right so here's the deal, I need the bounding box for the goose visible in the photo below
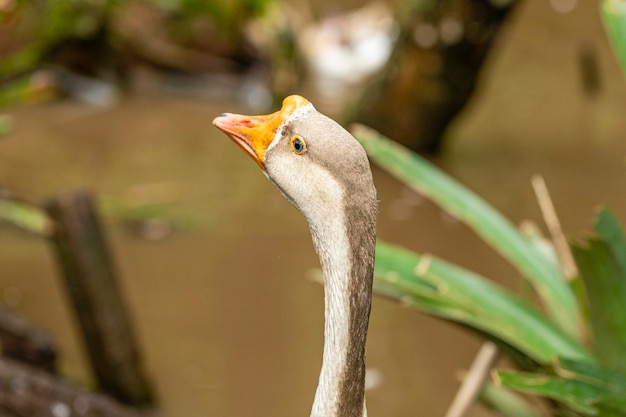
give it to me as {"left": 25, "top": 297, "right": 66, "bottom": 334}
{"left": 213, "top": 95, "right": 377, "bottom": 417}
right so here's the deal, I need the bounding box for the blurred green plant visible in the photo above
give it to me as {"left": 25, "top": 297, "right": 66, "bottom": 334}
{"left": 162, "top": 0, "right": 273, "bottom": 37}
{"left": 0, "top": 0, "right": 117, "bottom": 77}
{"left": 601, "top": 0, "right": 626, "bottom": 75}
{"left": 0, "top": 114, "right": 12, "bottom": 137}
{"left": 0, "top": 0, "right": 273, "bottom": 104}
{"left": 0, "top": 197, "right": 52, "bottom": 236}
{"left": 0, "top": 0, "right": 272, "bottom": 71}
{"left": 353, "top": 125, "right": 626, "bottom": 416}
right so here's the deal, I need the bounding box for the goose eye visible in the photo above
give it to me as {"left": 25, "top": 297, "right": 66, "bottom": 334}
{"left": 290, "top": 135, "right": 306, "bottom": 155}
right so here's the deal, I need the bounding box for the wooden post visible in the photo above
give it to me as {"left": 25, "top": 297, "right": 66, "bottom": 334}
{"left": 44, "top": 191, "right": 155, "bottom": 406}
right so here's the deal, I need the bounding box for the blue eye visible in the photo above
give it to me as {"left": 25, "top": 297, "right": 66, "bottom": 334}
{"left": 290, "top": 135, "right": 306, "bottom": 154}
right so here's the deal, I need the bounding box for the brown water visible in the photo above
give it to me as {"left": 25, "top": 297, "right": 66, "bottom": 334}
{"left": 2, "top": 1, "right": 626, "bottom": 416}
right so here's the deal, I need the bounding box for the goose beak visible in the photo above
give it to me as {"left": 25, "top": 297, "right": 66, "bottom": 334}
{"left": 212, "top": 111, "right": 277, "bottom": 169}
{"left": 212, "top": 95, "right": 311, "bottom": 170}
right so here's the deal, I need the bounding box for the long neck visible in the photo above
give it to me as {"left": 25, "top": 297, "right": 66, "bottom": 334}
{"left": 308, "top": 200, "right": 376, "bottom": 417}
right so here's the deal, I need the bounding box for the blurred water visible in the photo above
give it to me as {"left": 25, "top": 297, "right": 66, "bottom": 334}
{"left": 1, "top": 0, "right": 626, "bottom": 416}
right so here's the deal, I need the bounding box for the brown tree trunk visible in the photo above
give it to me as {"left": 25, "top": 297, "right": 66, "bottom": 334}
{"left": 45, "top": 191, "right": 155, "bottom": 407}
{"left": 348, "top": 0, "right": 518, "bottom": 153}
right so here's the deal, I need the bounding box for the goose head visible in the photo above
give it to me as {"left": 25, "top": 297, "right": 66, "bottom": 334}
{"left": 212, "top": 95, "right": 376, "bottom": 229}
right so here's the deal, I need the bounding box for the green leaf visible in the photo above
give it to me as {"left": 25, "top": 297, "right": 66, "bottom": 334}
{"left": 496, "top": 364, "right": 626, "bottom": 416}
{"left": 495, "top": 370, "right": 601, "bottom": 415}
{"left": 0, "top": 199, "right": 52, "bottom": 236}
{"left": 479, "top": 382, "right": 545, "bottom": 417}
{"left": 555, "top": 358, "right": 626, "bottom": 394}
{"left": 594, "top": 208, "right": 626, "bottom": 273}
{"left": 601, "top": 0, "right": 626, "bottom": 75}
{"left": 374, "top": 241, "right": 591, "bottom": 364}
{"left": 354, "top": 125, "right": 581, "bottom": 339}
{"left": 571, "top": 209, "right": 626, "bottom": 373}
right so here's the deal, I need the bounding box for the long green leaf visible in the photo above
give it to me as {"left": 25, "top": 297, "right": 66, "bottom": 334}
{"left": 495, "top": 370, "right": 600, "bottom": 415}
{"left": 0, "top": 199, "right": 52, "bottom": 236}
{"left": 374, "top": 241, "right": 591, "bottom": 364}
{"left": 595, "top": 207, "right": 626, "bottom": 273}
{"left": 479, "top": 382, "right": 545, "bottom": 417}
{"left": 556, "top": 358, "right": 626, "bottom": 394}
{"left": 601, "top": 0, "right": 626, "bottom": 75}
{"left": 354, "top": 125, "right": 581, "bottom": 339}
{"left": 571, "top": 209, "right": 626, "bottom": 373}
{"left": 496, "top": 367, "right": 626, "bottom": 416}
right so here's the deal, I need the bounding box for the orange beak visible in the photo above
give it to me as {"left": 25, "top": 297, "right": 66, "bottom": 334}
{"left": 212, "top": 95, "right": 311, "bottom": 169}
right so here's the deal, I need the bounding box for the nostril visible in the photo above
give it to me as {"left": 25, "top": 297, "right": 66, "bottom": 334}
{"left": 217, "top": 113, "right": 229, "bottom": 118}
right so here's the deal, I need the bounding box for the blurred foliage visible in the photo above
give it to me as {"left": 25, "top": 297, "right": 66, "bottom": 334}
{"left": 0, "top": 0, "right": 274, "bottom": 102}
{"left": 479, "top": 382, "right": 543, "bottom": 417}
{"left": 0, "top": 0, "right": 273, "bottom": 54}
{"left": 571, "top": 209, "right": 626, "bottom": 375}
{"left": 354, "top": 125, "right": 626, "bottom": 416}
{"left": 0, "top": 114, "right": 12, "bottom": 137}
{"left": 0, "top": 196, "right": 52, "bottom": 236}
{"left": 0, "top": 0, "right": 119, "bottom": 77}
{"left": 601, "top": 0, "right": 626, "bottom": 76}
{"left": 496, "top": 359, "right": 626, "bottom": 416}
{"left": 160, "top": 0, "right": 272, "bottom": 34}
